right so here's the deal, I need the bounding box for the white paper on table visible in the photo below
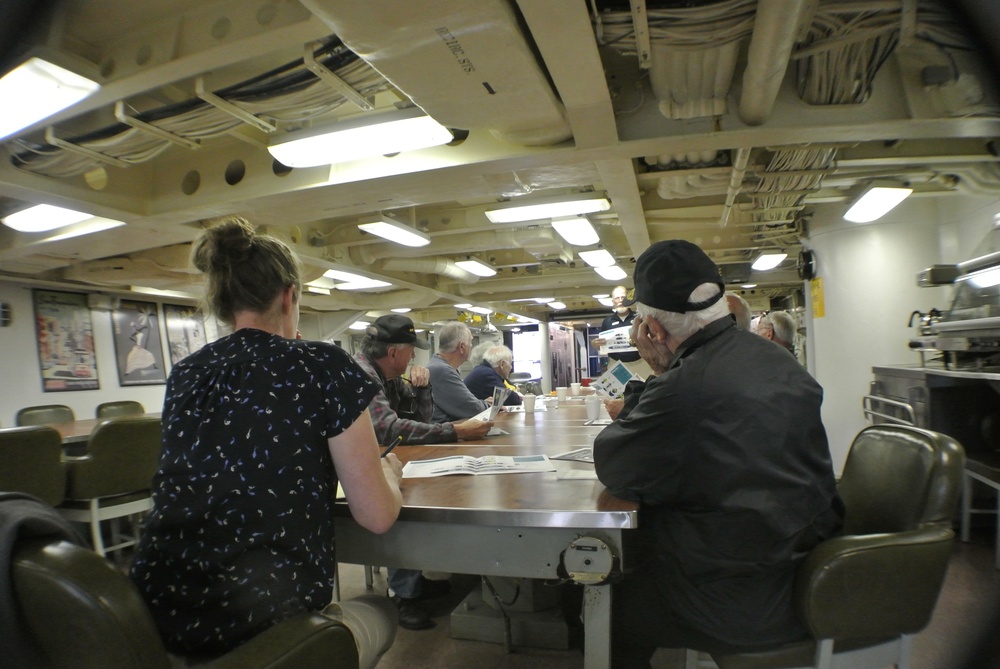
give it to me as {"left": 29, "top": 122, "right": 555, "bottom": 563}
{"left": 506, "top": 404, "right": 546, "bottom": 412}
{"left": 556, "top": 469, "right": 600, "bottom": 480}
{"left": 584, "top": 418, "right": 613, "bottom": 426}
{"left": 402, "top": 454, "right": 555, "bottom": 478}
{"left": 550, "top": 447, "right": 595, "bottom": 463}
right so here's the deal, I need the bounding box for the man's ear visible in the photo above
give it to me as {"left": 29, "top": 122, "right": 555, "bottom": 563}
{"left": 645, "top": 316, "right": 667, "bottom": 342}
{"left": 281, "top": 285, "right": 295, "bottom": 314}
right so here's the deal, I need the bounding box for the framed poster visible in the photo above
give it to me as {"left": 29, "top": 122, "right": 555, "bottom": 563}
{"left": 111, "top": 299, "right": 167, "bottom": 385}
{"left": 32, "top": 290, "right": 100, "bottom": 391}
{"left": 162, "top": 303, "right": 208, "bottom": 365}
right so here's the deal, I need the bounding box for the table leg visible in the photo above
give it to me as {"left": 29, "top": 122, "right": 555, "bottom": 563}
{"left": 582, "top": 583, "right": 612, "bottom": 669}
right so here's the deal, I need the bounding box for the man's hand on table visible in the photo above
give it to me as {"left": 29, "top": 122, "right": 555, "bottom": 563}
{"left": 454, "top": 419, "right": 494, "bottom": 440}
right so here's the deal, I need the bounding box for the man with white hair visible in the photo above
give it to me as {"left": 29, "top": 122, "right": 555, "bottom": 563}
{"left": 464, "top": 345, "right": 523, "bottom": 407}
{"left": 428, "top": 321, "right": 491, "bottom": 422}
{"left": 756, "top": 309, "right": 796, "bottom": 353}
{"left": 593, "top": 240, "right": 842, "bottom": 668}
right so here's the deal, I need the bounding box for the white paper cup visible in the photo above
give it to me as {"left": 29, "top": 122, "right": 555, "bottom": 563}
{"left": 556, "top": 386, "right": 569, "bottom": 401}
{"left": 585, "top": 396, "right": 602, "bottom": 421}
{"left": 570, "top": 382, "right": 581, "bottom": 395}
{"left": 523, "top": 394, "right": 536, "bottom": 411}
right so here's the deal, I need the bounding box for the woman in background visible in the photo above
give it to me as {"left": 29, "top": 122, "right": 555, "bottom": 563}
{"left": 131, "top": 217, "right": 402, "bottom": 668}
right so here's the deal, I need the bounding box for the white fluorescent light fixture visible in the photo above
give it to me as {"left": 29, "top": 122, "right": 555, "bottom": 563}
{"left": 578, "top": 249, "right": 616, "bottom": 268}
{"left": 751, "top": 253, "right": 787, "bottom": 271}
{"left": 357, "top": 216, "right": 430, "bottom": 248}
{"left": 595, "top": 265, "right": 628, "bottom": 281}
{"left": 45, "top": 218, "right": 126, "bottom": 242}
{"left": 549, "top": 301, "right": 567, "bottom": 310}
{"left": 485, "top": 193, "right": 611, "bottom": 224}
{"left": 391, "top": 307, "right": 412, "bottom": 313}
{"left": 349, "top": 321, "right": 370, "bottom": 330}
{"left": 843, "top": 184, "right": 912, "bottom": 223}
{"left": 2, "top": 204, "right": 94, "bottom": 232}
{"left": 741, "top": 284, "right": 757, "bottom": 289}
{"left": 455, "top": 258, "right": 497, "bottom": 277}
{"left": 533, "top": 297, "right": 554, "bottom": 304}
{"left": 131, "top": 286, "right": 197, "bottom": 299}
{"left": 551, "top": 216, "right": 600, "bottom": 246}
{"left": 467, "top": 306, "right": 493, "bottom": 314}
{"left": 304, "top": 285, "right": 331, "bottom": 295}
{"left": 268, "top": 106, "right": 453, "bottom": 168}
{"left": 597, "top": 297, "right": 614, "bottom": 307}
{"left": 322, "top": 269, "right": 392, "bottom": 290}
{"left": 0, "top": 57, "right": 100, "bottom": 140}
{"left": 454, "top": 303, "right": 472, "bottom": 309}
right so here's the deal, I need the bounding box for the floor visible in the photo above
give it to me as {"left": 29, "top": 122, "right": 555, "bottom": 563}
{"left": 332, "top": 528, "right": 1000, "bottom": 669}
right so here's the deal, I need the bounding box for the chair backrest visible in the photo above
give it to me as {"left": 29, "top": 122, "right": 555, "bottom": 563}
{"left": 795, "top": 424, "right": 965, "bottom": 641}
{"left": 16, "top": 404, "right": 74, "bottom": 426}
{"left": 838, "top": 424, "right": 965, "bottom": 535}
{"left": 13, "top": 537, "right": 173, "bottom": 669}
{"left": 95, "top": 400, "right": 146, "bottom": 419}
{"left": 64, "top": 415, "right": 162, "bottom": 500}
{"left": 0, "top": 426, "right": 66, "bottom": 506}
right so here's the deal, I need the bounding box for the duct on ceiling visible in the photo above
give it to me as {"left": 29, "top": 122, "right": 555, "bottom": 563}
{"left": 300, "top": 0, "right": 572, "bottom": 146}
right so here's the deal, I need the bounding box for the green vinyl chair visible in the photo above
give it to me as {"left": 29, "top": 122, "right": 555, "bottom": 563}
{"left": 0, "top": 426, "right": 65, "bottom": 506}
{"left": 705, "top": 424, "right": 965, "bottom": 669}
{"left": 95, "top": 400, "right": 146, "bottom": 419}
{"left": 16, "top": 404, "right": 74, "bottom": 426}
{"left": 57, "top": 415, "right": 162, "bottom": 556}
{"left": 9, "top": 529, "right": 360, "bottom": 669}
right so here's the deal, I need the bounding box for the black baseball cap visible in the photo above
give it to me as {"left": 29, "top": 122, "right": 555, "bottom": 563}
{"left": 366, "top": 314, "right": 429, "bottom": 349}
{"left": 622, "top": 240, "right": 725, "bottom": 313}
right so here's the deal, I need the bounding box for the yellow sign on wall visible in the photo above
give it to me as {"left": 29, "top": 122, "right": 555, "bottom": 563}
{"left": 811, "top": 277, "right": 825, "bottom": 318}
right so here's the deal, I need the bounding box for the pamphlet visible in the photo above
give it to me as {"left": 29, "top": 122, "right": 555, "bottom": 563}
{"left": 467, "top": 385, "right": 514, "bottom": 434}
{"left": 597, "top": 326, "right": 637, "bottom": 356}
{"left": 590, "top": 359, "right": 643, "bottom": 399}
{"left": 402, "top": 454, "right": 556, "bottom": 478}
{"left": 550, "top": 447, "right": 594, "bottom": 463}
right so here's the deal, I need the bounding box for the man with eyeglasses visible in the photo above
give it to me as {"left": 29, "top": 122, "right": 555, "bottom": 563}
{"left": 463, "top": 345, "right": 523, "bottom": 407}
{"left": 591, "top": 285, "right": 641, "bottom": 365}
{"left": 353, "top": 314, "right": 492, "bottom": 630}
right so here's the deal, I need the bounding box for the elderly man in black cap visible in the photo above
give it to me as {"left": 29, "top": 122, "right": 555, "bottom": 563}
{"left": 593, "top": 240, "right": 843, "bottom": 667}
{"left": 354, "top": 313, "right": 492, "bottom": 630}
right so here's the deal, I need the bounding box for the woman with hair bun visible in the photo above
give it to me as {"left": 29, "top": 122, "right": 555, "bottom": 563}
{"left": 131, "top": 217, "right": 402, "bottom": 667}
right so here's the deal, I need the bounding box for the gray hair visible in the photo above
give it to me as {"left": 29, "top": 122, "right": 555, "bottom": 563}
{"left": 725, "top": 292, "right": 752, "bottom": 331}
{"left": 759, "top": 310, "right": 796, "bottom": 346}
{"left": 437, "top": 321, "right": 471, "bottom": 353}
{"left": 360, "top": 336, "right": 394, "bottom": 360}
{"left": 483, "top": 345, "right": 513, "bottom": 368}
{"left": 636, "top": 282, "right": 729, "bottom": 341}
{"left": 468, "top": 341, "right": 493, "bottom": 367}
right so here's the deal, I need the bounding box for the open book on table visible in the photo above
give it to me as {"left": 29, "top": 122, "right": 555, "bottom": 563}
{"left": 402, "top": 454, "right": 555, "bottom": 478}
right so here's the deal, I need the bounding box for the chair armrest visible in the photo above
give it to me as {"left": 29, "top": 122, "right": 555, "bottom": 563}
{"left": 796, "top": 526, "right": 953, "bottom": 640}
{"left": 202, "top": 612, "right": 359, "bottom": 669}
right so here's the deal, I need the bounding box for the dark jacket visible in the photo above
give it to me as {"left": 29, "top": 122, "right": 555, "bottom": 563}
{"left": 594, "top": 317, "right": 843, "bottom": 647}
{"left": 464, "top": 360, "right": 522, "bottom": 406}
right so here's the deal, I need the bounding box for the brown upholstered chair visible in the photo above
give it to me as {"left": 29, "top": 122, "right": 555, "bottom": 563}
{"left": 95, "top": 400, "right": 146, "bottom": 419}
{"left": 15, "top": 404, "right": 74, "bottom": 426}
{"left": 10, "top": 535, "right": 361, "bottom": 669}
{"left": 57, "top": 415, "right": 161, "bottom": 556}
{"left": 0, "top": 426, "right": 65, "bottom": 506}
{"left": 705, "top": 424, "right": 965, "bottom": 669}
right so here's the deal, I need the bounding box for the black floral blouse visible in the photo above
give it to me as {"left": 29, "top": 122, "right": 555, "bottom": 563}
{"left": 130, "top": 328, "right": 377, "bottom": 654}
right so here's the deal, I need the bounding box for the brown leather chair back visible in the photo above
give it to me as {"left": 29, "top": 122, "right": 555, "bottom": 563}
{"left": 63, "top": 415, "right": 162, "bottom": 500}
{"left": 16, "top": 404, "right": 74, "bottom": 427}
{"left": 95, "top": 400, "right": 146, "bottom": 419}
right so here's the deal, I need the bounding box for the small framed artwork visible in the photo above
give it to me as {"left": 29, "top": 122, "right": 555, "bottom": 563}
{"left": 111, "top": 299, "right": 167, "bottom": 385}
{"left": 162, "top": 303, "right": 208, "bottom": 365}
{"left": 32, "top": 289, "right": 100, "bottom": 391}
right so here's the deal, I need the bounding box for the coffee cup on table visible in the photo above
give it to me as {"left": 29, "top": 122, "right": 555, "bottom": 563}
{"left": 556, "top": 386, "right": 569, "bottom": 401}
{"left": 523, "top": 394, "right": 536, "bottom": 412}
{"left": 585, "top": 395, "right": 602, "bottom": 421}
{"left": 570, "top": 382, "right": 581, "bottom": 395}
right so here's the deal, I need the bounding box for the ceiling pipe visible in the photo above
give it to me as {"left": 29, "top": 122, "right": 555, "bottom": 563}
{"left": 718, "top": 147, "right": 752, "bottom": 228}
{"left": 379, "top": 256, "right": 478, "bottom": 282}
{"left": 738, "top": 0, "right": 814, "bottom": 126}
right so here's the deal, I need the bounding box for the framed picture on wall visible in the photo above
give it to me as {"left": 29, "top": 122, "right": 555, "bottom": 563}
{"left": 111, "top": 299, "right": 167, "bottom": 385}
{"left": 162, "top": 303, "right": 208, "bottom": 365}
{"left": 32, "top": 289, "right": 100, "bottom": 392}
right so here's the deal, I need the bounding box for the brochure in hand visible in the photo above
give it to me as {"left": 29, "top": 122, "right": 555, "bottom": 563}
{"left": 402, "top": 454, "right": 555, "bottom": 478}
{"left": 590, "top": 359, "right": 644, "bottom": 399}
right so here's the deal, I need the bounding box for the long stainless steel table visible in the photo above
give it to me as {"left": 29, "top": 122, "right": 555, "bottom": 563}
{"left": 334, "top": 401, "right": 635, "bottom": 669}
